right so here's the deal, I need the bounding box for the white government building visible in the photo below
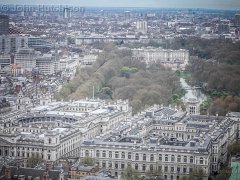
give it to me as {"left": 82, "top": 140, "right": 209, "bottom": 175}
{"left": 132, "top": 47, "right": 189, "bottom": 70}
{"left": 80, "top": 105, "right": 240, "bottom": 180}
{"left": 0, "top": 98, "right": 240, "bottom": 180}
{"left": 0, "top": 99, "right": 130, "bottom": 166}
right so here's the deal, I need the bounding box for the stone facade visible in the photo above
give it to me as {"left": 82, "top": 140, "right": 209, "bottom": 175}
{"left": 80, "top": 106, "right": 240, "bottom": 180}
{"left": 132, "top": 47, "right": 189, "bottom": 70}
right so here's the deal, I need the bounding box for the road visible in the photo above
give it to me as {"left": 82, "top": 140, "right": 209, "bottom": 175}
{"left": 180, "top": 78, "right": 207, "bottom": 104}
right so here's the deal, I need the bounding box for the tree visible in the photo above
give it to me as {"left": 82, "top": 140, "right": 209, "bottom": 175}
{"left": 81, "top": 157, "right": 95, "bottom": 166}
{"left": 228, "top": 141, "right": 240, "bottom": 156}
{"left": 145, "top": 168, "right": 162, "bottom": 179}
{"left": 180, "top": 168, "right": 205, "bottom": 180}
{"left": 214, "top": 167, "right": 231, "bottom": 180}
{"left": 122, "top": 166, "right": 141, "bottom": 180}
{"left": 58, "top": 44, "right": 182, "bottom": 115}
{"left": 27, "top": 154, "right": 42, "bottom": 168}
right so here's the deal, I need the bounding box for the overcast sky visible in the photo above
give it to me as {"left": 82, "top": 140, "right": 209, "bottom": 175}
{"left": 1, "top": 0, "right": 240, "bottom": 10}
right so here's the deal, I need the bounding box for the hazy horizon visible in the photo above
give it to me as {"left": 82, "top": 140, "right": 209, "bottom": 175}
{"left": 0, "top": 0, "right": 240, "bottom": 10}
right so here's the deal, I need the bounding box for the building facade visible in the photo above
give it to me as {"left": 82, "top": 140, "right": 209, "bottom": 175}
{"left": 0, "top": 99, "right": 131, "bottom": 168}
{"left": 0, "top": 35, "right": 28, "bottom": 54}
{"left": 0, "top": 115, "right": 81, "bottom": 165}
{"left": 80, "top": 106, "right": 240, "bottom": 180}
{"left": 0, "top": 54, "right": 11, "bottom": 69}
{"left": 132, "top": 47, "right": 189, "bottom": 70}
{"left": 136, "top": 21, "right": 148, "bottom": 34}
{"left": 14, "top": 48, "right": 37, "bottom": 70}
{"left": 0, "top": 15, "right": 9, "bottom": 35}
{"left": 36, "top": 54, "right": 55, "bottom": 75}
{"left": 0, "top": 35, "right": 51, "bottom": 54}
{"left": 235, "top": 14, "right": 240, "bottom": 26}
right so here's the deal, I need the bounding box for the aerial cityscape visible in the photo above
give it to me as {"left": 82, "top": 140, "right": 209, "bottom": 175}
{"left": 0, "top": 1, "right": 240, "bottom": 180}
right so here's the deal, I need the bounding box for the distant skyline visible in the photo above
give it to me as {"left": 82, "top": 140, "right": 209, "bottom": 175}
{"left": 0, "top": 0, "right": 240, "bottom": 10}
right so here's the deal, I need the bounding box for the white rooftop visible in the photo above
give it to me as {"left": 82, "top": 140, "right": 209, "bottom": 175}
{"left": 46, "top": 111, "right": 85, "bottom": 117}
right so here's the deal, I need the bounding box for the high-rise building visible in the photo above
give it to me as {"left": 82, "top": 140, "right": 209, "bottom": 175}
{"left": 235, "top": 28, "right": 240, "bottom": 39}
{"left": 235, "top": 14, "right": 240, "bottom": 26}
{"left": 124, "top": 11, "right": 131, "bottom": 23}
{"left": 0, "top": 54, "right": 11, "bottom": 69}
{"left": 0, "top": 15, "right": 9, "bottom": 35}
{"left": 63, "top": 8, "right": 71, "bottom": 19}
{"left": 0, "top": 35, "right": 51, "bottom": 54}
{"left": 218, "top": 23, "right": 230, "bottom": 34}
{"left": 0, "top": 35, "right": 28, "bottom": 53}
{"left": 14, "top": 48, "right": 37, "bottom": 70}
{"left": 28, "top": 36, "right": 52, "bottom": 52}
{"left": 136, "top": 21, "right": 148, "bottom": 34}
{"left": 36, "top": 54, "right": 55, "bottom": 75}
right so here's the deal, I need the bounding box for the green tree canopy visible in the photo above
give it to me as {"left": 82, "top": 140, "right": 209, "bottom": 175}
{"left": 122, "top": 166, "right": 141, "bottom": 180}
{"left": 81, "top": 157, "right": 95, "bottom": 166}
{"left": 27, "top": 153, "right": 42, "bottom": 168}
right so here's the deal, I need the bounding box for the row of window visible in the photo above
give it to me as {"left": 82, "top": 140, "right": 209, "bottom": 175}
{"left": 2, "top": 147, "right": 46, "bottom": 152}
{"left": 89, "top": 150, "right": 206, "bottom": 164}
{"left": 0, "top": 150, "right": 52, "bottom": 160}
{"left": 100, "top": 161, "right": 195, "bottom": 174}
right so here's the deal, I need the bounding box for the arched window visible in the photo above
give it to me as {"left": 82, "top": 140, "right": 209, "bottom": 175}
{"left": 135, "top": 163, "right": 138, "bottom": 170}
{"left": 96, "top": 150, "right": 100, "bottom": 157}
{"left": 150, "top": 154, "right": 154, "bottom": 161}
{"left": 5, "top": 150, "right": 8, "bottom": 156}
{"left": 184, "top": 156, "right": 187, "bottom": 163}
{"left": 150, "top": 164, "right": 154, "bottom": 171}
{"left": 115, "top": 151, "right": 119, "bottom": 158}
{"left": 109, "top": 162, "right": 112, "bottom": 168}
{"left": 102, "top": 150, "right": 106, "bottom": 157}
{"left": 165, "top": 154, "right": 168, "bottom": 162}
{"left": 48, "top": 138, "right": 51, "bottom": 144}
{"left": 159, "top": 154, "right": 162, "bottom": 161}
{"left": 142, "top": 164, "right": 146, "bottom": 171}
{"left": 109, "top": 151, "right": 112, "bottom": 158}
{"left": 121, "top": 152, "right": 125, "bottom": 159}
{"left": 143, "top": 154, "right": 146, "bottom": 161}
{"left": 171, "top": 155, "right": 175, "bottom": 162}
{"left": 164, "top": 166, "right": 168, "bottom": 172}
{"left": 177, "top": 155, "right": 181, "bottom": 162}
{"left": 135, "top": 153, "right": 139, "bottom": 160}
{"left": 183, "top": 166, "right": 187, "bottom": 173}
{"left": 85, "top": 150, "right": 89, "bottom": 157}
{"left": 21, "top": 38, "right": 25, "bottom": 47}
{"left": 200, "top": 157, "right": 204, "bottom": 164}
{"left": 128, "top": 152, "right": 131, "bottom": 159}
{"left": 190, "top": 156, "right": 194, "bottom": 163}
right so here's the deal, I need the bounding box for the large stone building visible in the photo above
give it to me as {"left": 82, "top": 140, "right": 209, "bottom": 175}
{"left": 0, "top": 99, "right": 130, "bottom": 168}
{"left": 81, "top": 55, "right": 98, "bottom": 65}
{"left": 0, "top": 15, "right": 9, "bottom": 35}
{"left": 0, "top": 35, "right": 51, "bottom": 54}
{"left": 235, "top": 14, "right": 240, "bottom": 26}
{"left": 136, "top": 21, "right": 148, "bottom": 34}
{"left": 132, "top": 47, "right": 189, "bottom": 70}
{"left": 80, "top": 106, "right": 240, "bottom": 180}
{"left": 0, "top": 54, "right": 11, "bottom": 69}
{"left": 36, "top": 54, "right": 56, "bottom": 75}
{"left": 1, "top": 97, "right": 239, "bottom": 180}
{"left": 0, "top": 35, "right": 28, "bottom": 54}
{"left": 14, "top": 48, "right": 37, "bottom": 70}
